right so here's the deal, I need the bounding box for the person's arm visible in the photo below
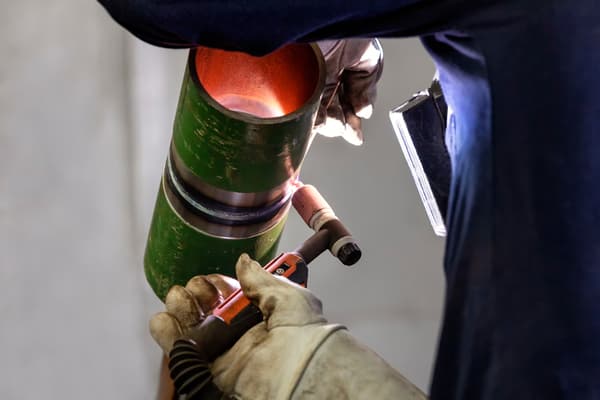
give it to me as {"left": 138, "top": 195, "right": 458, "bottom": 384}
{"left": 97, "top": 0, "right": 458, "bottom": 55}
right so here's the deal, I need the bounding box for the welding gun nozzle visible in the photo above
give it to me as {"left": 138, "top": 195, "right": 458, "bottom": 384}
{"left": 337, "top": 242, "right": 362, "bottom": 266}
{"left": 292, "top": 183, "right": 362, "bottom": 266}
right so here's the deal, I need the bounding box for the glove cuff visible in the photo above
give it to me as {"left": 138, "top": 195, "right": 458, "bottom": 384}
{"left": 278, "top": 323, "right": 348, "bottom": 398}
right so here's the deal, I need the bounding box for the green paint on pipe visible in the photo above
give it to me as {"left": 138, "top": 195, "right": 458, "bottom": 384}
{"left": 172, "top": 47, "right": 321, "bottom": 194}
{"left": 145, "top": 186, "right": 287, "bottom": 301}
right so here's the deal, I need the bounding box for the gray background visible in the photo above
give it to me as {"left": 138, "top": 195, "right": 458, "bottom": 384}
{"left": 0, "top": 1, "right": 443, "bottom": 398}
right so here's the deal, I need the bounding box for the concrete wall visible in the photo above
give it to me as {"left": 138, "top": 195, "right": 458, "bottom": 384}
{"left": 0, "top": 2, "right": 154, "bottom": 398}
{"left": 1, "top": 2, "right": 444, "bottom": 398}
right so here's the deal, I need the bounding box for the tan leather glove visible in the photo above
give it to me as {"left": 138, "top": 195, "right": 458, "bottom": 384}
{"left": 315, "top": 39, "right": 383, "bottom": 145}
{"left": 150, "top": 254, "right": 427, "bottom": 399}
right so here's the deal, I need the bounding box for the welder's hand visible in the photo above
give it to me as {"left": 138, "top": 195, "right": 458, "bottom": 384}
{"left": 150, "top": 254, "right": 427, "bottom": 399}
{"left": 315, "top": 39, "right": 383, "bottom": 146}
{"left": 149, "top": 272, "right": 241, "bottom": 354}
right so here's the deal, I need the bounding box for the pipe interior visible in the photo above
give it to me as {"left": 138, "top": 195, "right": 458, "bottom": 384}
{"left": 194, "top": 44, "right": 320, "bottom": 118}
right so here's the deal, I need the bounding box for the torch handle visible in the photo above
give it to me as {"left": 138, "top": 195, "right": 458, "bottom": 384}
{"left": 178, "top": 252, "right": 308, "bottom": 362}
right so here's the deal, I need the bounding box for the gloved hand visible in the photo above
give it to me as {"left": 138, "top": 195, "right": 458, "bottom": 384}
{"left": 315, "top": 39, "right": 383, "bottom": 146}
{"left": 150, "top": 254, "right": 427, "bottom": 399}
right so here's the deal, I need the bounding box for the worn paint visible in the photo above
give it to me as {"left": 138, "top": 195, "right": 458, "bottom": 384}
{"left": 172, "top": 54, "right": 319, "bottom": 193}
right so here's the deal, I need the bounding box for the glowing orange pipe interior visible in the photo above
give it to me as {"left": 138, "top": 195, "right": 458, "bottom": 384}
{"left": 194, "top": 44, "right": 320, "bottom": 118}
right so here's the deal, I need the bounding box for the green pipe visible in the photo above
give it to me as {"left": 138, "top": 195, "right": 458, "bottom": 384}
{"left": 145, "top": 44, "right": 325, "bottom": 300}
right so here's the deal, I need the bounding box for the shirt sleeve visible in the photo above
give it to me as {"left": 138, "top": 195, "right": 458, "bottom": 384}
{"left": 97, "top": 0, "right": 459, "bottom": 55}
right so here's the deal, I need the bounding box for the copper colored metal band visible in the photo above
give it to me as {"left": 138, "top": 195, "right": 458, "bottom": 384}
{"left": 162, "top": 169, "right": 290, "bottom": 239}
{"left": 170, "top": 145, "right": 294, "bottom": 208}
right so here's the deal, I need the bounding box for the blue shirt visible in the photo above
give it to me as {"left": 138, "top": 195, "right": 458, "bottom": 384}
{"left": 99, "top": 1, "right": 600, "bottom": 398}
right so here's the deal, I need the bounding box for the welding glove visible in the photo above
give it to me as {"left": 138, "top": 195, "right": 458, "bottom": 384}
{"left": 150, "top": 254, "right": 427, "bottom": 399}
{"left": 315, "top": 39, "right": 383, "bottom": 146}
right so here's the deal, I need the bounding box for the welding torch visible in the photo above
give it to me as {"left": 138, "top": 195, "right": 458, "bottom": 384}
{"left": 167, "top": 182, "right": 361, "bottom": 398}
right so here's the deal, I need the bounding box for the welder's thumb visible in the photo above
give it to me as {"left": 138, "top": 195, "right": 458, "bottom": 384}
{"left": 235, "top": 254, "right": 326, "bottom": 329}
